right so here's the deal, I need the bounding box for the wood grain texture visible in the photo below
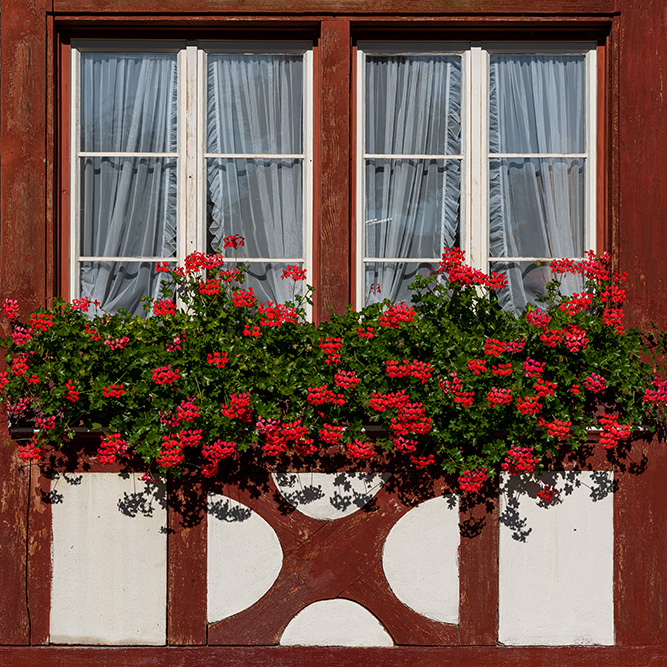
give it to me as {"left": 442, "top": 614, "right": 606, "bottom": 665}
{"left": 167, "top": 479, "right": 207, "bottom": 645}
{"left": 0, "top": 429, "right": 30, "bottom": 644}
{"left": 51, "top": 0, "right": 618, "bottom": 15}
{"left": 319, "top": 20, "right": 351, "bottom": 318}
{"left": 2, "top": 645, "right": 667, "bottom": 666}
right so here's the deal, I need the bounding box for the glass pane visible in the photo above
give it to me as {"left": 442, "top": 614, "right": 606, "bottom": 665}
{"left": 489, "top": 158, "right": 585, "bottom": 259}
{"left": 365, "top": 159, "right": 460, "bottom": 259}
{"left": 228, "top": 262, "right": 307, "bottom": 305}
{"left": 490, "top": 260, "right": 585, "bottom": 314}
{"left": 366, "top": 55, "right": 461, "bottom": 155}
{"left": 80, "top": 52, "right": 178, "bottom": 153}
{"left": 364, "top": 261, "right": 439, "bottom": 306}
{"left": 207, "top": 54, "right": 303, "bottom": 155}
{"left": 489, "top": 54, "right": 586, "bottom": 154}
{"left": 206, "top": 158, "right": 303, "bottom": 259}
{"left": 80, "top": 157, "right": 177, "bottom": 258}
{"left": 79, "top": 261, "right": 169, "bottom": 316}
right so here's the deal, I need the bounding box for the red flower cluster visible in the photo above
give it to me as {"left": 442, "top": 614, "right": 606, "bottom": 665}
{"left": 458, "top": 468, "right": 488, "bottom": 493}
{"left": 18, "top": 437, "right": 42, "bottom": 462}
{"left": 104, "top": 336, "right": 130, "bottom": 351}
{"left": 559, "top": 292, "right": 592, "bottom": 317}
{"left": 439, "top": 372, "right": 475, "bottom": 408}
{"left": 539, "top": 418, "right": 571, "bottom": 439}
{"left": 570, "top": 383, "right": 581, "bottom": 395}
{"left": 152, "top": 365, "right": 181, "bottom": 386}
{"left": 467, "top": 358, "right": 487, "bottom": 375}
{"left": 223, "top": 234, "right": 245, "bottom": 249}
{"left": 601, "top": 281, "right": 627, "bottom": 306}
{"left": 386, "top": 359, "right": 433, "bottom": 384}
{"left": 35, "top": 416, "right": 56, "bottom": 430}
{"left": 501, "top": 445, "right": 539, "bottom": 475}
{"left": 537, "top": 485, "right": 559, "bottom": 504}
{"left": 581, "top": 250, "right": 611, "bottom": 282}
{"left": 334, "top": 370, "right": 359, "bottom": 389}
{"left": 307, "top": 385, "right": 345, "bottom": 406}
{"left": 166, "top": 331, "right": 185, "bottom": 352}
{"left": 176, "top": 398, "right": 200, "bottom": 423}
{"left": 369, "top": 390, "right": 409, "bottom": 412}
{"left": 379, "top": 303, "right": 415, "bottom": 328}
{"left": 85, "top": 324, "right": 102, "bottom": 341}
{"left": 346, "top": 438, "right": 374, "bottom": 460}
{"left": 526, "top": 309, "right": 550, "bottom": 328}
{"left": 563, "top": 325, "right": 589, "bottom": 353}
{"left": 319, "top": 337, "right": 342, "bottom": 365}
{"left": 0, "top": 372, "right": 8, "bottom": 392}
{"left": 358, "top": 326, "right": 375, "bottom": 339}
{"left": 257, "top": 417, "right": 310, "bottom": 457}
{"left": 153, "top": 300, "right": 176, "bottom": 316}
{"left": 602, "top": 307, "right": 625, "bottom": 335}
{"left": 103, "top": 383, "right": 126, "bottom": 398}
{"left": 219, "top": 268, "right": 243, "bottom": 283}
{"left": 243, "top": 325, "right": 261, "bottom": 338}
{"left": 491, "top": 363, "right": 513, "bottom": 377}
{"left": 233, "top": 288, "right": 256, "bottom": 308}
{"left": 584, "top": 373, "right": 606, "bottom": 393}
{"left": 202, "top": 439, "right": 236, "bottom": 477}
{"left": 11, "top": 326, "right": 32, "bottom": 346}
{"left": 487, "top": 386, "right": 513, "bottom": 407}
{"left": 281, "top": 265, "right": 307, "bottom": 281}
{"left": 483, "top": 339, "right": 507, "bottom": 357}
{"left": 598, "top": 413, "right": 632, "bottom": 449}
{"left": 29, "top": 312, "right": 54, "bottom": 333}
{"left": 180, "top": 429, "right": 203, "bottom": 447}
{"left": 259, "top": 302, "right": 298, "bottom": 328}
{"left": 185, "top": 251, "right": 227, "bottom": 274}
{"left": 26, "top": 374, "right": 40, "bottom": 385}
{"left": 318, "top": 423, "right": 344, "bottom": 444}
{"left": 157, "top": 435, "right": 184, "bottom": 468}
{"left": 539, "top": 329, "right": 563, "bottom": 348}
{"left": 506, "top": 338, "right": 526, "bottom": 354}
{"left": 64, "top": 380, "right": 79, "bottom": 403}
{"left": 71, "top": 296, "right": 91, "bottom": 312}
{"left": 411, "top": 454, "right": 435, "bottom": 469}
{"left": 207, "top": 351, "right": 229, "bottom": 368}
{"left": 98, "top": 433, "right": 128, "bottom": 465}
{"left": 516, "top": 396, "right": 542, "bottom": 415}
{"left": 221, "top": 392, "right": 253, "bottom": 421}
{"left": 439, "top": 248, "right": 506, "bottom": 290}
{"left": 393, "top": 436, "right": 417, "bottom": 453}
{"left": 199, "top": 278, "right": 221, "bottom": 296}
{"left": 534, "top": 379, "right": 557, "bottom": 397}
{"left": 643, "top": 373, "right": 667, "bottom": 405}
{"left": 11, "top": 356, "right": 28, "bottom": 376}
{"left": 523, "top": 357, "right": 545, "bottom": 377}
{"left": 390, "top": 401, "right": 432, "bottom": 436}
{"left": 2, "top": 298, "right": 19, "bottom": 319}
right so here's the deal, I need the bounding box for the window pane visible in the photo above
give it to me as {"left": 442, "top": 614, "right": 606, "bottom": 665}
{"left": 365, "top": 159, "right": 460, "bottom": 259}
{"left": 364, "top": 261, "right": 439, "bottom": 306}
{"left": 365, "top": 55, "right": 461, "bottom": 155}
{"left": 207, "top": 54, "right": 303, "bottom": 155}
{"left": 206, "top": 158, "right": 303, "bottom": 259}
{"left": 490, "top": 260, "right": 584, "bottom": 313}
{"left": 79, "top": 261, "right": 168, "bottom": 316}
{"left": 80, "top": 157, "right": 177, "bottom": 258}
{"left": 489, "top": 158, "right": 585, "bottom": 259}
{"left": 489, "top": 54, "right": 586, "bottom": 154}
{"left": 80, "top": 53, "right": 178, "bottom": 153}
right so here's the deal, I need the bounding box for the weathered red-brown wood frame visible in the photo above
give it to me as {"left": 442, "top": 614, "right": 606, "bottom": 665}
{"left": 2, "top": 0, "right": 667, "bottom": 663}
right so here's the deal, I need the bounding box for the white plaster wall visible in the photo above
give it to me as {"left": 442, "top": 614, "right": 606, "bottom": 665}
{"left": 207, "top": 494, "right": 283, "bottom": 623}
{"left": 498, "top": 471, "right": 614, "bottom": 646}
{"left": 50, "top": 473, "right": 167, "bottom": 645}
{"left": 272, "top": 472, "right": 390, "bottom": 521}
{"left": 382, "top": 494, "right": 460, "bottom": 624}
{"left": 280, "top": 599, "right": 393, "bottom": 646}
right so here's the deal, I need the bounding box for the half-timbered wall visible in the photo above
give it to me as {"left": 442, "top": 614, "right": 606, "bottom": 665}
{"left": 1, "top": 1, "right": 667, "bottom": 664}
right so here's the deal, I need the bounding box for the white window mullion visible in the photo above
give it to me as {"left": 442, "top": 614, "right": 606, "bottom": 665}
{"left": 70, "top": 47, "right": 81, "bottom": 302}
{"left": 355, "top": 46, "right": 366, "bottom": 308}
{"left": 303, "top": 47, "right": 314, "bottom": 318}
{"left": 183, "top": 43, "right": 199, "bottom": 260}
{"left": 468, "top": 44, "right": 487, "bottom": 272}
{"left": 585, "top": 47, "right": 598, "bottom": 254}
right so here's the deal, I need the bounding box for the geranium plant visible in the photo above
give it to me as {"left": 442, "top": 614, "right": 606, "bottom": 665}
{"left": 2, "top": 240, "right": 666, "bottom": 494}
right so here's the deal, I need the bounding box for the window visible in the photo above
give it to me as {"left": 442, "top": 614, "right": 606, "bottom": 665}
{"left": 357, "top": 42, "right": 597, "bottom": 311}
{"left": 69, "top": 38, "right": 596, "bottom": 316}
{"left": 70, "top": 41, "right": 313, "bottom": 315}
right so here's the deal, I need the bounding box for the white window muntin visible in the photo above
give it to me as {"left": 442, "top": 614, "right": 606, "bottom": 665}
{"left": 356, "top": 41, "right": 597, "bottom": 307}
{"left": 70, "top": 40, "right": 313, "bottom": 310}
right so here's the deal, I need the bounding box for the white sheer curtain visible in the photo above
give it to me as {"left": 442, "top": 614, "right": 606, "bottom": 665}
{"left": 206, "top": 54, "right": 304, "bottom": 304}
{"left": 363, "top": 54, "right": 461, "bottom": 305}
{"left": 489, "top": 54, "right": 586, "bottom": 312}
{"left": 79, "top": 52, "right": 178, "bottom": 314}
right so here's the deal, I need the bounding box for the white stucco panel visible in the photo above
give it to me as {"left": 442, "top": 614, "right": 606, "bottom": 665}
{"left": 280, "top": 599, "right": 394, "bottom": 646}
{"left": 207, "top": 493, "right": 283, "bottom": 623}
{"left": 498, "top": 470, "right": 614, "bottom": 646}
{"left": 382, "top": 494, "right": 460, "bottom": 624}
{"left": 49, "top": 473, "right": 167, "bottom": 645}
